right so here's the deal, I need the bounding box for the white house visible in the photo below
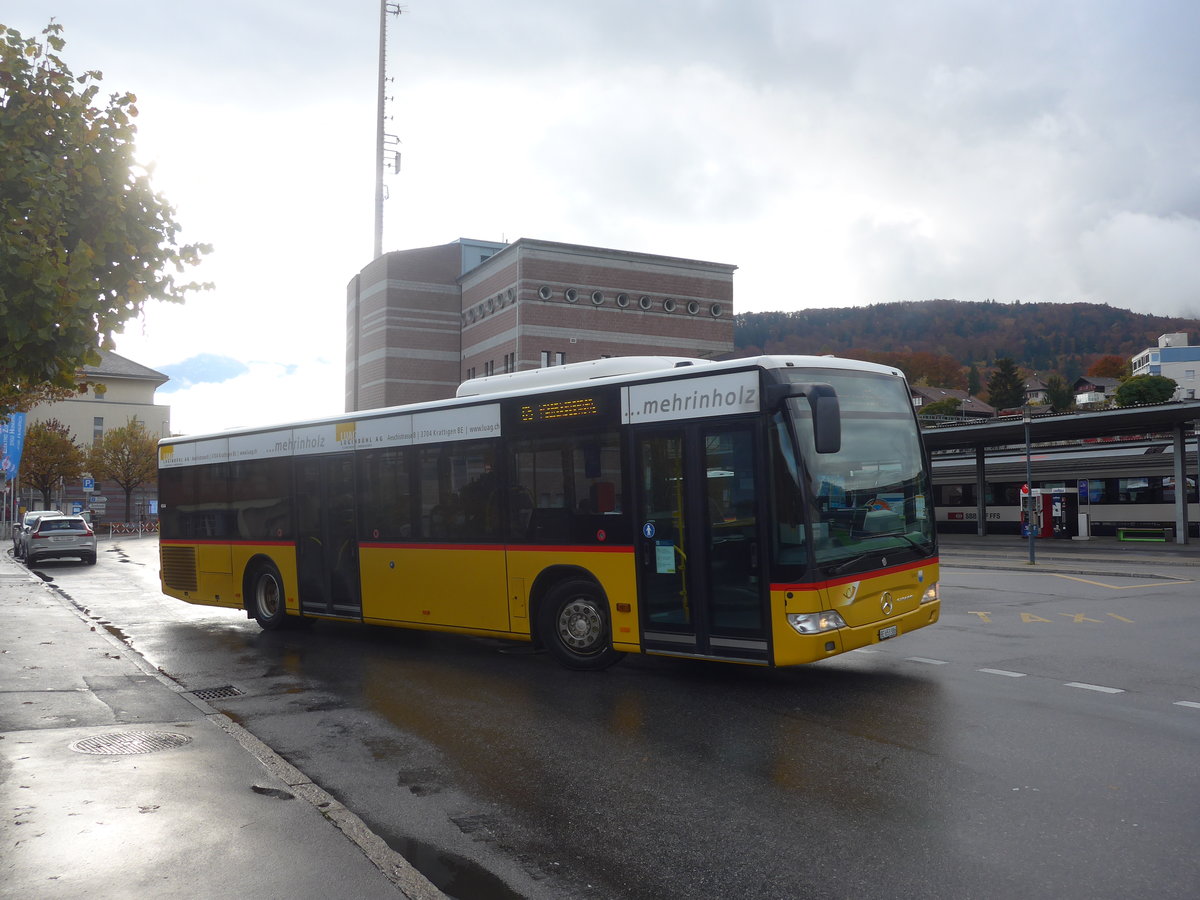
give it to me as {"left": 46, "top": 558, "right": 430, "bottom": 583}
{"left": 1131, "top": 333, "right": 1200, "bottom": 400}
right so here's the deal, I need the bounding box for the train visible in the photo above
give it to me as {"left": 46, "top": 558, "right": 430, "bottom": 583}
{"left": 931, "top": 435, "right": 1199, "bottom": 539}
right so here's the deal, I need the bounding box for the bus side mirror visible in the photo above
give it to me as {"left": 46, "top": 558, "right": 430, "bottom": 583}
{"left": 766, "top": 382, "right": 841, "bottom": 454}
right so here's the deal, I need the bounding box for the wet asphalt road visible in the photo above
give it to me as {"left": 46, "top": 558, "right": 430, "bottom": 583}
{"left": 29, "top": 538, "right": 1200, "bottom": 899}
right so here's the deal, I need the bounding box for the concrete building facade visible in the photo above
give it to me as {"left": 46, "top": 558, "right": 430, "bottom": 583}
{"left": 346, "top": 238, "right": 736, "bottom": 411}
{"left": 1131, "top": 332, "right": 1200, "bottom": 400}
{"left": 16, "top": 350, "right": 170, "bottom": 523}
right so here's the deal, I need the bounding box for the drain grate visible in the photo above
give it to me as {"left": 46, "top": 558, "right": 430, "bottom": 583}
{"left": 190, "top": 685, "right": 244, "bottom": 701}
{"left": 70, "top": 731, "right": 192, "bottom": 756}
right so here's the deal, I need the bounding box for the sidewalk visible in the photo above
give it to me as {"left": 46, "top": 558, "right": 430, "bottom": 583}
{"left": 0, "top": 548, "right": 444, "bottom": 900}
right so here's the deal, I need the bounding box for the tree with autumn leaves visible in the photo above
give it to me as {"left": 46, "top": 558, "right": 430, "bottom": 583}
{"left": 88, "top": 418, "right": 159, "bottom": 519}
{"left": 20, "top": 419, "right": 85, "bottom": 507}
{"left": 0, "top": 21, "right": 209, "bottom": 419}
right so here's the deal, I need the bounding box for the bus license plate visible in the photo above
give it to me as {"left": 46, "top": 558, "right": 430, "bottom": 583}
{"left": 878, "top": 625, "right": 898, "bottom": 641}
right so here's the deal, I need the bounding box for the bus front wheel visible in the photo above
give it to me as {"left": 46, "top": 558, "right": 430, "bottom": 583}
{"left": 537, "top": 579, "right": 624, "bottom": 671}
{"left": 250, "top": 563, "right": 288, "bottom": 630}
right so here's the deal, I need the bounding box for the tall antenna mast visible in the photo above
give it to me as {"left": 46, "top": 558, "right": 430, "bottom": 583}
{"left": 374, "top": 2, "right": 402, "bottom": 258}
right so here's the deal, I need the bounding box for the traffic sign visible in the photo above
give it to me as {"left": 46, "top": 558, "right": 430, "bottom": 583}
{"left": 82, "top": 477, "right": 95, "bottom": 492}
{"left": 1020, "top": 483, "right": 1030, "bottom": 495}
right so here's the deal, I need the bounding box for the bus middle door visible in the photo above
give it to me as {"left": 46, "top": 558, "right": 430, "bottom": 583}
{"left": 295, "top": 454, "right": 362, "bottom": 619}
{"left": 634, "top": 423, "right": 768, "bottom": 662}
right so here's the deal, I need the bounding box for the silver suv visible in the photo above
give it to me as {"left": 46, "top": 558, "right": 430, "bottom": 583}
{"left": 13, "top": 510, "right": 65, "bottom": 560}
{"left": 24, "top": 515, "right": 97, "bottom": 566}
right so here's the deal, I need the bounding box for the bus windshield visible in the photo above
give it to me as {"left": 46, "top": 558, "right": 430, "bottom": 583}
{"left": 774, "top": 369, "right": 935, "bottom": 576}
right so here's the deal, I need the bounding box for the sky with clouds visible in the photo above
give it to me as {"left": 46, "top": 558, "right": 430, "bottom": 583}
{"left": 6, "top": 1, "right": 1199, "bottom": 435}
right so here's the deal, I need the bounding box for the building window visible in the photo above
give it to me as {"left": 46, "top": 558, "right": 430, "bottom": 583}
{"left": 93, "top": 417, "right": 104, "bottom": 443}
{"left": 484, "top": 360, "right": 495, "bottom": 376}
{"left": 504, "top": 352, "right": 515, "bottom": 373}
{"left": 540, "top": 351, "right": 566, "bottom": 368}
{"left": 466, "top": 367, "right": 476, "bottom": 380}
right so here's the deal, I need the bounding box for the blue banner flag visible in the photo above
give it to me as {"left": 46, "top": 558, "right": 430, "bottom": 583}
{"left": 1, "top": 413, "right": 28, "bottom": 481}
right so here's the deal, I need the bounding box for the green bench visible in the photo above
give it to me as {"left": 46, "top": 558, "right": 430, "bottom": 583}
{"left": 1117, "top": 527, "right": 1170, "bottom": 542}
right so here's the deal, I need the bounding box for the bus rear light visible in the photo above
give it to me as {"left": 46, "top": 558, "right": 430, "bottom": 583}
{"left": 787, "top": 611, "right": 847, "bottom": 635}
{"left": 921, "top": 585, "right": 939, "bottom": 604}
{"left": 616, "top": 603, "right": 631, "bottom": 613}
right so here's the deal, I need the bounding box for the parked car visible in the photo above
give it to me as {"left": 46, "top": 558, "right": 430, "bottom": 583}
{"left": 13, "top": 510, "right": 65, "bottom": 560}
{"left": 24, "top": 515, "right": 97, "bottom": 565}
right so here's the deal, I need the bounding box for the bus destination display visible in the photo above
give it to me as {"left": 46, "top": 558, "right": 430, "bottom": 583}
{"left": 519, "top": 396, "right": 601, "bottom": 423}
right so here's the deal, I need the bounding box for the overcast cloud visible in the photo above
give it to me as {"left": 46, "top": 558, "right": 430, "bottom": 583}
{"left": 5, "top": 1, "right": 1198, "bottom": 434}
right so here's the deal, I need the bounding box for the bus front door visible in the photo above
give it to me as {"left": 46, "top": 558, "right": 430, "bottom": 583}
{"left": 635, "top": 424, "right": 768, "bottom": 662}
{"left": 295, "top": 454, "right": 362, "bottom": 619}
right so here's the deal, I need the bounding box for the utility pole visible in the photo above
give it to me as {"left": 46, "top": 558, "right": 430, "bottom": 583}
{"left": 374, "top": 2, "right": 403, "bottom": 258}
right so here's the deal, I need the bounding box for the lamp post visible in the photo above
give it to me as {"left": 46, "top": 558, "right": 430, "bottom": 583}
{"left": 1024, "top": 405, "right": 1035, "bottom": 565}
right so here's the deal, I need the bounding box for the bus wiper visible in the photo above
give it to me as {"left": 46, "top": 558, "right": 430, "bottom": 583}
{"left": 897, "top": 533, "right": 934, "bottom": 554}
{"left": 826, "top": 551, "right": 879, "bottom": 576}
{"left": 826, "top": 535, "right": 931, "bottom": 576}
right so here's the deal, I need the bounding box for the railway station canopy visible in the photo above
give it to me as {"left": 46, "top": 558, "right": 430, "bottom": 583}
{"left": 921, "top": 400, "right": 1200, "bottom": 452}
{"left": 921, "top": 400, "right": 1200, "bottom": 544}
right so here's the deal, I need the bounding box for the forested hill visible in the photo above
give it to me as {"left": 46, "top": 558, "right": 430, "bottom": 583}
{"left": 732, "top": 300, "right": 1200, "bottom": 382}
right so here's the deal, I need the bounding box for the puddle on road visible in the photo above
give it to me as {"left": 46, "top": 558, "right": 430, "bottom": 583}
{"left": 376, "top": 829, "right": 525, "bottom": 900}
{"left": 101, "top": 621, "right": 135, "bottom": 648}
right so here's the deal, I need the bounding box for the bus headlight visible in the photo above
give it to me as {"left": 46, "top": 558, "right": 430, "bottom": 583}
{"left": 787, "top": 611, "right": 847, "bottom": 635}
{"left": 921, "top": 584, "right": 939, "bottom": 604}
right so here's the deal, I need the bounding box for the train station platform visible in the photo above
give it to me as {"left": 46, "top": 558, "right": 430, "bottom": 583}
{"left": 936, "top": 532, "right": 1199, "bottom": 576}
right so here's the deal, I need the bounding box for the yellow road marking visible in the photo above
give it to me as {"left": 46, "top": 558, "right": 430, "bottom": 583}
{"left": 1050, "top": 574, "right": 1194, "bottom": 590}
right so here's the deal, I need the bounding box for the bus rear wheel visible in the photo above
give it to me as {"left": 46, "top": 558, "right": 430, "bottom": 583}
{"left": 537, "top": 579, "right": 624, "bottom": 671}
{"left": 250, "top": 563, "right": 288, "bottom": 630}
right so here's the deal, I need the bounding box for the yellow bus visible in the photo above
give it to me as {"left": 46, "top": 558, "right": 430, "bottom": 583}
{"left": 158, "top": 355, "right": 940, "bottom": 669}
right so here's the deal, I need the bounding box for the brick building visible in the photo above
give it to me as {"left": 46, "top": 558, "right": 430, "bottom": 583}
{"left": 345, "top": 238, "right": 736, "bottom": 411}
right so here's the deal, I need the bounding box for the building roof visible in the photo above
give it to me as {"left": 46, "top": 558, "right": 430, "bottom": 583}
{"left": 83, "top": 350, "right": 169, "bottom": 386}
{"left": 1072, "top": 375, "right": 1120, "bottom": 392}
{"left": 910, "top": 385, "right": 995, "bottom": 417}
{"left": 472, "top": 237, "right": 739, "bottom": 279}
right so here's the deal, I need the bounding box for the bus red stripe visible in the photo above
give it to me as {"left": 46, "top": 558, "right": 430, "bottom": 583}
{"left": 363, "top": 542, "right": 633, "bottom": 553}
{"left": 158, "top": 538, "right": 633, "bottom": 554}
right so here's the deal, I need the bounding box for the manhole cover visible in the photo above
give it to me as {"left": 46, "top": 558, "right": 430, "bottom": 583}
{"left": 190, "top": 685, "right": 244, "bottom": 701}
{"left": 69, "top": 731, "right": 192, "bottom": 755}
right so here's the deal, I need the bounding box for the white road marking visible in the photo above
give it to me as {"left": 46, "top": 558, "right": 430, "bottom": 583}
{"left": 1064, "top": 682, "right": 1124, "bottom": 694}
{"left": 1174, "top": 701, "right": 1200, "bottom": 709}
{"left": 978, "top": 668, "right": 1027, "bottom": 677}
{"left": 906, "top": 657, "right": 949, "bottom": 665}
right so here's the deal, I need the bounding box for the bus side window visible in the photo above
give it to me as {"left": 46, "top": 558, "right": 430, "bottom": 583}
{"left": 510, "top": 433, "right": 626, "bottom": 544}
{"left": 419, "top": 440, "right": 499, "bottom": 542}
